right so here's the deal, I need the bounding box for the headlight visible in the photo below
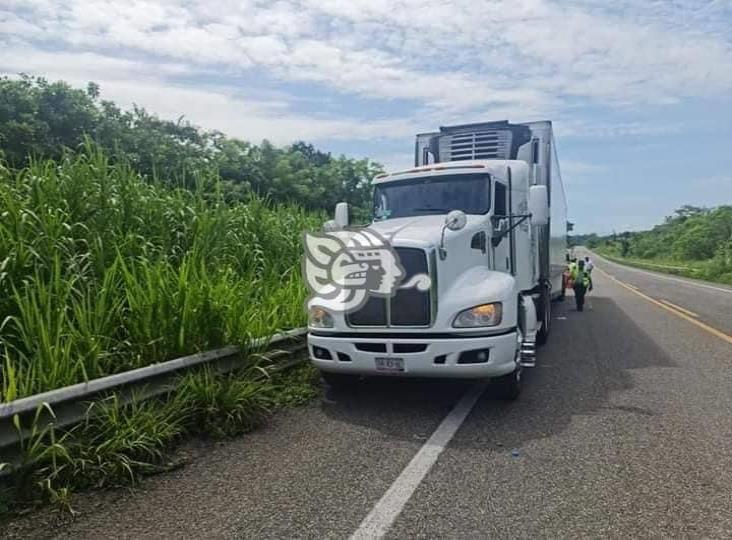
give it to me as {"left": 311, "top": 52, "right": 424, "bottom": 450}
{"left": 309, "top": 306, "right": 334, "bottom": 328}
{"left": 453, "top": 303, "right": 502, "bottom": 328}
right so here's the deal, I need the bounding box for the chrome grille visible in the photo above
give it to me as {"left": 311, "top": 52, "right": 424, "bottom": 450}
{"left": 347, "top": 247, "right": 431, "bottom": 327}
{"left": 390, "top": 247, "right": 430, "bottom": 326}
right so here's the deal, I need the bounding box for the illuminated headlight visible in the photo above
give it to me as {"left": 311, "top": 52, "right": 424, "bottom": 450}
{"left": 309, "top": 306, "right": 334, "bottom": 328}
{"left": 453, "top": 303, "right": 502, "bottom": 328}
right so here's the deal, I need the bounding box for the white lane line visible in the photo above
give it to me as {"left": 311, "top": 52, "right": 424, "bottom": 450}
{"left": 591, "top": 253, "right": 732, "bottom": 295}
{"left": 350, "top": 381, "right": 488, "bottom": 539}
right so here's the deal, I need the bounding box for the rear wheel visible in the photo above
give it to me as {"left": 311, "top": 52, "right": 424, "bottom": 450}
{"left": 536, "top": 284, "right": 552, "bottom": 345}
{"left": 492, "top": 367, "right": 522, "bottom": 400}
{"left": 320, "top": 371, "right": 360, "bottom": 388}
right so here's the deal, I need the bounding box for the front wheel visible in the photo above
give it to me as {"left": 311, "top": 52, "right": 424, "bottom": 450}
{"left": 320, "top": 371, "right": 360, "bottom": 388}
{"left": 492, "top": 367, "right": 522, "bottom": 400}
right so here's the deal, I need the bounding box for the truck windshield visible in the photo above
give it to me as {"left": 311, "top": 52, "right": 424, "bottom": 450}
{"left": 373, "top": 173, "right": 491, "bottom": 220}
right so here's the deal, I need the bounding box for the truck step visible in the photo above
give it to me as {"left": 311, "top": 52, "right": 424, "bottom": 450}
{"left": 519, "top": 341, "right": 536, "bottom": 368}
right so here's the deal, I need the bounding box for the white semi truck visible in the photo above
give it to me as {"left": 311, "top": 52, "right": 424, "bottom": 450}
{"left": 306, "top": 120, "right": 568, "bottom": 398}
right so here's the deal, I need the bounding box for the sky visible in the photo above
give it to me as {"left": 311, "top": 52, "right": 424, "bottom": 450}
{"left": 1, "top": 0, "right": 732, "bottom": 234}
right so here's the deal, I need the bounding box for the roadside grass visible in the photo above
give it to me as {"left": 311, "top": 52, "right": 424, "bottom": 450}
{"left": 177, "top": 366, "right": 274, "bottom": 438}
{"left": 0, "top": 146, "right": 324, "bottom": 518}
{"left": 268, "top": 362, "right": 321, "bottom": 408}
{"left": 594, "top": 249, "right": 732, "bottom": 285}
{"left": 0, "top": 356, "right": 320, "bottom": 518}
{"left": 0, "top": 147, "right": 322, "bottom": 400}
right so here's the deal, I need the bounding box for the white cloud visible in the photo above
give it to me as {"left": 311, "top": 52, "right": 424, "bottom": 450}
{"left": 1, "top": 47, "right": 193, "bottom": 82}
{"left": 107, "top": 80, "right": 418, "bottom": 145}
{"left": 0, "top": 47, "right": 421, "bottom": 145}
{"left": 369, "top": 152, "right": 414, "bottom": 173}
{"left": 5, "top": 0, "right": 731, "bottom": 109}
{"left": 1, "top": 0, "right": 731, "bottom": 145}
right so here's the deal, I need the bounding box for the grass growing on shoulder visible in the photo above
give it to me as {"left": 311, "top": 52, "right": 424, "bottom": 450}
{"left": 176, "top": 360, "right": 320, "bottom": 437}
{"left": 3, "top": 395, "right": 188, "bottom": 515}
{"left": 0, "top": 147, "right": 322, "bottom": 401}
{"left": 177, "top": 366, "right": 273, "bottom": 438}
{"left": 0, "top": 360, "right": 321, "bottom": 516}
{"left": 71, "top": 395, "right": 188, "bottom": 485}
{"left": 595, "top": 249, "right": 732, "bottom": 285}
{"left": 268, "top": 362, "right": 320, "bottom": 408}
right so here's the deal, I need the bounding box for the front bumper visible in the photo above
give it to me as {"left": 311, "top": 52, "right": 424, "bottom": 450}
{"left": 308, "top": 330, "right": 519, "bottom": 379}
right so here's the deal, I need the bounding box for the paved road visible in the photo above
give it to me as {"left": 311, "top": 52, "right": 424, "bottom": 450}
{"left": 6, "top": 256, "right": 732, "bottom": 538}
{"left": 589, "top": 250, "right": 732, "bottom": 336}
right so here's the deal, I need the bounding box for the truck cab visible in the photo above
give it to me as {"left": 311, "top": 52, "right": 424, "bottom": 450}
{"left": 307, "top": 121, "right": 567, "bottom": 399}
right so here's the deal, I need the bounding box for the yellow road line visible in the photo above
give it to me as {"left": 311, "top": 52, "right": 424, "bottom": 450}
{"left": 596, "top": 267, "right": 732, "bottom": 346}
{"left": 659, "top": 299, "right": 699, "bottom": 318}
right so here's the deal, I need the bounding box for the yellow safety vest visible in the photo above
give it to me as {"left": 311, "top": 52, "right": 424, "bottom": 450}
{"left": 570, "top": 268, "right": 591, "bottom": 287}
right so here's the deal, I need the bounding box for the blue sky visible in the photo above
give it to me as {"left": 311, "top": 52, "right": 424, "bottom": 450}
{"left": 1, "top": 0, "right": 731, "bottom": 234}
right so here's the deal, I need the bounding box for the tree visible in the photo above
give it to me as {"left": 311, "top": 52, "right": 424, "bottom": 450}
{"left": 665, "top": 205, "right": 707, "bottom": 225}
{"left": 0, "top": 75, "right": 383, "bottom": 215}
{"left": 0, "top": 75, "right": 99, "bottom": 165}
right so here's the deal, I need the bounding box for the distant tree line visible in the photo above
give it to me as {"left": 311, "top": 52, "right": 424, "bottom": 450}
{"left": 576, "top": 205, "right": 732, "bottom": 283}
{"left": 0, "top": 75, "right": 382, "bottom": 216}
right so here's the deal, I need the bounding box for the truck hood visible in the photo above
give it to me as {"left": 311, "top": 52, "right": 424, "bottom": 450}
{"left": 367, "top": 215, "right": 481, "bottom": 247}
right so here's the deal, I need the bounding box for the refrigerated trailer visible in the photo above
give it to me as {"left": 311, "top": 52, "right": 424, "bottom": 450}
{"left": 307, "top": 120, "right": 568, "bottom": 399}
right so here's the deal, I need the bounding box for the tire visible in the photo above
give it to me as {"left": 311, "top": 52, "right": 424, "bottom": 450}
{"left": 536, "top": 284, "right": 552, "bottom": 346}
{"left": 492, "top": 367, "right": 522, "bottom": 400}
{"left": 320, "top": 371, "right": 360, "bottom": 388}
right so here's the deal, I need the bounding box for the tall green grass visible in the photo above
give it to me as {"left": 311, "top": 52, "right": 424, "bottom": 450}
{"left": 0, "top": 147, "right": 321, "bottom": 401}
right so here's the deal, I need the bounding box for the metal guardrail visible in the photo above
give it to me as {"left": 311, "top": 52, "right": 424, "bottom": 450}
{"left": 0, "top": 328, "right": 308, "bottom": 462}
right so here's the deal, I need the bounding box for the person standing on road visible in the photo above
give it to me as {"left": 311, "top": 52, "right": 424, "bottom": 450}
{"left": 566, "top": 257, "right": 578, "bottom": 288}
{"left": 584, "top": 256, "right": 594, "bottom": 274}
{"left": 570, "top": 259, "right": 593, "bottom": 311}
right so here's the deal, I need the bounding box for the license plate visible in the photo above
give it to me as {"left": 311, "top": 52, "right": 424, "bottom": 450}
{"left": 375, "top": 357, "right": 404, "bottom": 372}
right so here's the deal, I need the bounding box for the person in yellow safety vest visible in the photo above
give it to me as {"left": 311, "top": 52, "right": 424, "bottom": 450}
{"left": 565, "top": 257, "right": 578, "bottom": 286}
{"left": 570, "top": 259, "right": 593, "bottom": 312}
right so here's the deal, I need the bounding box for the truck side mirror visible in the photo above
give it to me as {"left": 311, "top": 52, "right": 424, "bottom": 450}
{"left": 491, "top": 218, "right": 508, "bottom": 248}
{"left": 528, "top": 185, "right": 549, "bottom": 226}
{"left": 439, "top": 210, "right": 466, "bottom": 260}
{"left": 323, "top": 219, "right": 338, "bottom": 232}
{"left": 334, "top": 202, "right": 349, "bottom": 228}
{"left": 491, "top": 217, "right": 509, "bottom": 234}
{"left": 444, "top": 210, "right": 467, "bottom": 231}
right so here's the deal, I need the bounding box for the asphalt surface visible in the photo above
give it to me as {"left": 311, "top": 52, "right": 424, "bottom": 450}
{"left": 589, "top": 250, "right": 732, "bottom": 335}
{"left": 5, "top": 254, "right": 732, "bottom": 538}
